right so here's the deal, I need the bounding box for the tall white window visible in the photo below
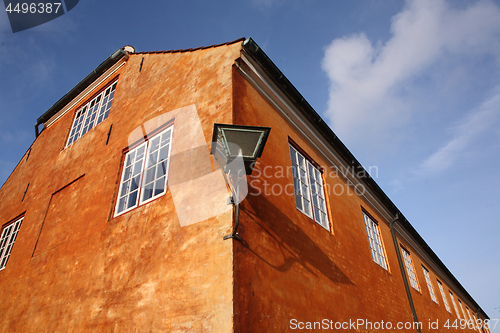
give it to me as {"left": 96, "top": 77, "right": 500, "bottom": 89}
{"left": 471, "top": 313, "right": 481, "bottom": 332}
{"left": 458, "top": 299, "right": 467, "bottom": 320}
{"left": 465, "top": 307, "right": 478, "bottom": 331}
{"left": 449, "top": 291, "right": 461, "bottom": 319}
{"left": 0, "top": 217, "right": 23, "bottom": 270}
{"left": 67, "top": 81, "right": 117, "bottom": 146}
{"left": 362, "top": 213, "right": 388, "bottom": 270}
{"left": 437, "top": 280, "right": 451, "bottom": 313}
{"left": 115, "top": 126, "right": 173, "bottom": 216}
{"left": 401, "top": 246, "right": 419, "bottom": 291}
{"left": 289, "top": 144, "right": 330, "bottom": 230}
{"left": 422, "top": 266, "right": 438, "bottom": 303}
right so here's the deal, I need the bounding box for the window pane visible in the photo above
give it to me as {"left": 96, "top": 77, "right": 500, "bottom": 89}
{"left": 295, "top": 192, "right": 303, "bottom": 211}
{"left": 140, "top": 127, "right": 173, "bottom": 203}
{"left": 303, "top": 198, "right": 311, "bottom": 216}
{"left": 159, "top": 146, "right": 169, "bottom": 162}
{"left": 115, "top": 142, "right": 146, "bottom": 215}
{"left": 123, "top": 166, "right": 132, "bottom": 181}
{"left": 143, "top": 183, "right": 154, "bottom": 201}
{"left": 422, "top": 266, "right": 438, "bottom": 303}
{"left": 96, "top": 82, "right": 117, "bottom": 124}
{"left": 127, "top": 191, "right": 138, "bottom": 209}
{"left": 157, "top": 161, "right": 167, "bottom": 178}
{"left": 437, "top": 281, "right": 451, "bottom": 312}
{"left": 289, "top": 146, "right": 297, "bottom": 164}
{"left": 363, "top": 213, "right": 388, "bottom": 270}
{"left": 401, "top": 247, "right": 419, "bottom": 291}
{"left": 148, "top": 150, "right": 158, "bottom": 167}
{"left": 130, "top": 175, "right": 141, "bottom": 192}
{"left": 118, "top": 197, "right": 127, "bottom": 213}
{"left": 81, "top": 95, "right": 102, "bottom": 136}
{"left": 145, "top": 167, "right": 155, "bottom": 184}
{"left": 0, "top": 217, "right": 23, "bottom": 270}
{"left": 67, "top": 106, "right": 87, "bottom": 146}
{"left": 68, "top": 81, "right": 118, "bottom": 146}
{"left": 150, "top": 137, "right": 160, "bottom": 152}
{"left": 154, "top": 176, "right": 166, "bottom": 196}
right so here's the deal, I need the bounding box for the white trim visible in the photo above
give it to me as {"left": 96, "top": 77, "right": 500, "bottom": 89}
{"left": 363, "top": 212, "right": 388, "bottom": 270}
{"left": 0, "top": 217, "right": 24, "bottom": 271}
{"left": 235, "top": 54, "right": 393, "bottom": 223}
{"left": 114, "top": 142, "right": 148, "bottom": 217}
{"left": 449, "top": 291, "right": 461, "bottom": 319}
{"left": 45, "top": 59, "right": 126, "bottom": 128}
{"left": 139, "top": 126, "right": 174, "bottom": 206}
{"left": 422, "top": 265, "right": 438, "bottom": 304}
{"left": 65, "top": 80, "right": 118, "bottom": 147}
{"left": 437, "top": 279, "right": 452, "bottom": 313}
{"left": 401, "top": 246, "right": 420, "bottom": 291}
{"left": 114, "top": 125, "right": 174, "bottom": 218}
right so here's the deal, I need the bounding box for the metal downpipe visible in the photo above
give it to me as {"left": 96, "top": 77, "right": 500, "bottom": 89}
{"left": 390, "top": 213, "right": 422, "bottom": 333}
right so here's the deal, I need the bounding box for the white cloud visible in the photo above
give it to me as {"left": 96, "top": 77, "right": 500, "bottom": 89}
{"left": 322, "top": 0, "right": 500, "bottom": 148}
{"left": 414, "top": 87, "right": 500, "bottom": 176}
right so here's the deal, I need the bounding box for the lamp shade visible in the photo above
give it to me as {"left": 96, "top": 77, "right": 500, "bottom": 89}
{"left": 211, "top": 123, "right": 271, "bottom": 174}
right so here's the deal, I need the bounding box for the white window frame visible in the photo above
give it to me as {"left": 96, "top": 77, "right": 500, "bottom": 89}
{"left": 458, "top": 299, "right": 467, "bottom": 320}
{"left": 362, "top": 212, "right": 388, "bottom": 270}
{"left": 465, "top": 307, "right": 478, "bottom": 331}
{"left": 401, "top": 246, "right": 420, "bottom": 291}
{"left": 114, "top": 126, "right": 173, "bottom": 217}
{"left": 140, "top": 128, "right": 174, "bottom": 205}
{"left": 449, "top": 291, "right": 461, "bottom": 319}
{"left": 437, "top": 280, "right": 451, "bottom": 313}
{"left": 0, "top": 217, "right": 24, "bottom": 271}
{"left": 66, "top": 81, "right": 118, "bottom": 147}
{"left": 289, "top": 144, "right": 330, "bottom": 230}
{"left": 422, "top": 266, "right": 438, "bottom": 303}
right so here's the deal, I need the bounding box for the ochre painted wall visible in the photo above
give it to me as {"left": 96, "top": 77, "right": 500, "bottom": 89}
{"left": 0, "top": 42, "right": 242, "bottom": 332}
{"left": 231, "top": 67, "right": 480, "bottom": 333}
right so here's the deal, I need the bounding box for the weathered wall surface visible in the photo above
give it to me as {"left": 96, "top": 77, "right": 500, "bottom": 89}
{"left": 0, "top": 42, "right": 242, "bottom": 332}
{"left": 231, "top": 66, "right": 479, "bottom": 333}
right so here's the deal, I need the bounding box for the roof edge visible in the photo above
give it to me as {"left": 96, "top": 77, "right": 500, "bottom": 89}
{"left": 241, "top": 37, "right": 488, "bottom": 319}
{"left": 34, "top": 47, "right": 128, "bottom": 137}
{"left": 133, "top": 37, "right": 246, "bottom": 55}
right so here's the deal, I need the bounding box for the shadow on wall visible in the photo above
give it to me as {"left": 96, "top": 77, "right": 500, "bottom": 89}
{"left": 239, "top": 188, "right": 353, "bottom": 286}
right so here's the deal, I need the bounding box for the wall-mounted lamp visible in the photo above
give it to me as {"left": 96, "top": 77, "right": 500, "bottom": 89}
{"left": 210, "top": 123, "right": 271, "bottom": 240}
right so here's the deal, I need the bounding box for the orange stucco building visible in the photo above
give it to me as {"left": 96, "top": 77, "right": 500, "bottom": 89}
{"left": 0, "top": 38, "right": 490, "bottom": 332}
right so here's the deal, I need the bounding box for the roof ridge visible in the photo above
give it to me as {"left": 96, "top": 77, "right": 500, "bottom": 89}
{"left": 134, "top": 37, "right": 246, "bottom": 55}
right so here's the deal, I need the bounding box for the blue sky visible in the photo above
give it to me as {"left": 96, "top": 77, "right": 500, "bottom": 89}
{"left": 1, "top": 0, "right": 499, "bottom": 327}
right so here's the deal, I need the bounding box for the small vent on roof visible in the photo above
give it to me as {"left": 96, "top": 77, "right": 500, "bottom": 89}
{"left": 123, "top": 45, "right": 135, "bottom": 53}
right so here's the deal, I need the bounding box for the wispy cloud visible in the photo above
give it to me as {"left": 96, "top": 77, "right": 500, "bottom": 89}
{"left": 414, "top": 87, "right": 500, "bottom": 176}
{"left": 322, "top": 0, "right": 500, "bottom": 148}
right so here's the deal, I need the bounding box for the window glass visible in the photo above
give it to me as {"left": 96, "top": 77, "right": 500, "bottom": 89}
{"left": 449, "top": 291, "right": 461, "bottom": 319}
{"left": 289, "top": 144, "right": 330, "bottom": 230}
{"left": 401, "top": 246, "right": 420, "bottom": 291}
{"left": 67, "top": 106, "right": 87, "bottom": 146}
{"left": 116, "top": 143, "right": 146, "bottom": 215}
{"left": 115, "top": 126, "right": 173, "bottom": 217}
{"left": 141, "top": 128, "right": 172, "bottom": 203}
{"left": 437, "top": 280, "right": 451, "bottom": 312}
{"left": 0, "top": 217, "right": 24, "bottom": 270}
{"left": 422, "top": 266, "right": 438, "bottom": 303}
{"left": 67, "top": 80, "right": 118, "bottom": 147}
{"left": 363, "top": 213, "right": 388, "bottom": 270}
